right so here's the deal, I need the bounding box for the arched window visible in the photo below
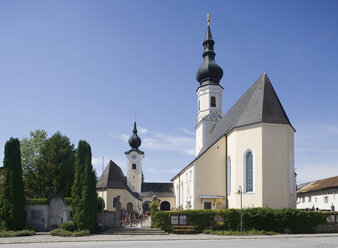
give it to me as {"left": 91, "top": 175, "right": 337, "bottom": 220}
{"left": 198, "top": 100, "right": 200, "bottom": 111}
{"left": 132, "top": 163, "right": 136, "bottom": 169}
{"left": 113, "top": 197, "right": 117, "bottom": 207}
{"left": 245, "top": 151, "right": 254, "bottom": 192}
{"left": 211, "top": 96, "right": 216, "bottom": 107}
{"left": 227, "top": 156, "right": 231, "bottom": 196}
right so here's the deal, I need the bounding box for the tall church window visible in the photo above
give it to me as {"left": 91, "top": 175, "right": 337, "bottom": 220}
{"left": 132, "top": 163, "right": 136, "bottom": 169}
{"left": 245, "top": 150, "right": 253, "bottom": 192}
{"left": 211, "top": 96, "right": 216, "bottom": 107}
{"left": 289, "top": 152, "right": 294, "bottom": 195}
{"left": 198, "top": 100, "right": 200, "bottom": 111}
{"left": 227, "top": 156, "right": 231, "bottom": 195}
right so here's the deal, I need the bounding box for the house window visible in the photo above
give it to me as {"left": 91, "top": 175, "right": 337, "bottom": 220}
{"left": 308, "top": 196, "right": 312, "bottom": 202}
{"left": 245, "top": 151, "right": 253, "bottom": 192}
{"left": 132, "top": 164, "right": 136, "bottom": 169}
{"left": 186, "top": 172, "right": 188, "bottom": 183}
{"left": 302, "top": 197, "right": 305, "bottom": 203}
{"left": 211, "top": 96, "right": 216, "bottom": 107}
{"left": 315, "top": 197, "right": 317, "bottom": 203}
{"left": 113, "top": 197, "right": 117, "bottom": 207}
{"left": 227, "top": 156, "right": 231, "bottom": 196}
{"left": 324, "top": 196, "right": 329, "bottom": 203}
{"left": 204, "top": 202, "right": 212, "bottom": 209}
{"left": 189, "top": 170, "right": 192, "bottom": 181}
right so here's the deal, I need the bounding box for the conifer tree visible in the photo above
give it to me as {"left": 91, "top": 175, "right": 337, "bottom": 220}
{"left": 71, "top": 140, "right": 97, "bottom": 232}
{"left": 0, "top": 138, "right": 26, "bottom": 230}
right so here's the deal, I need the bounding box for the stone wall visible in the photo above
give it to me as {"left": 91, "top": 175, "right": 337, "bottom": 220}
{"left": 97, "top": 210, "right": 121, "bottom": 230}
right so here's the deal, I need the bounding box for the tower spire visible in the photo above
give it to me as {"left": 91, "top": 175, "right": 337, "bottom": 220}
{"left": 196, "top": 14, "right": 223, "bottom": 86}
{"left": 129, "top": 119, "right": 141, "bottom": 149}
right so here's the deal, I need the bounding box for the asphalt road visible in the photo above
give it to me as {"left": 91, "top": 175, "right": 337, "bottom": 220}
{"left": 1, "top": 236, "right": 337, "bottom": 248}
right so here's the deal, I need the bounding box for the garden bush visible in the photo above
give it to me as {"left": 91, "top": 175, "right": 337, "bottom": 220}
{"left": 61, "top": 222, "right": 76, "bottom": 232}
{"left": 25, "top": 198, "right": 47, "bottom": 205}
{"left": 50, "top": 229, "right": 90, "bottom": 237}
{"left": 0, "top": 230, "right": 35, "bottom": 237}
{"left": 154, "top": 208, "right": 327, "bottom": 234}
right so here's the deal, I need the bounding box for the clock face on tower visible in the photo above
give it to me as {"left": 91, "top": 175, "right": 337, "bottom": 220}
{"left": 131, "top": 155, "right": 137, "bottom": 160}
{"left": 210, "top": 112, "right": 217, "bottom": 120}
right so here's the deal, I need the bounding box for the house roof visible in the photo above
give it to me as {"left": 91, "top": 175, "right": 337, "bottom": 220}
{"left": 140, "top": 182, "right": 175, "bottom": 197}
{"left": 172, "top": 73, "right": 294, "bottom": 181}
{"left": 96, "top": 160, "right": 141, "bottom": 200}
{"left": 297, "top": 176, "right": 338, "bottom": 194}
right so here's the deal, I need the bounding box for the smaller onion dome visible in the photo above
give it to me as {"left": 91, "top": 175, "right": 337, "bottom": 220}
{"left": 196, "top": 14, "right": 223, "bottom": 86}
{"left": 128, "top": 121, "right": 141, "bottom": 149}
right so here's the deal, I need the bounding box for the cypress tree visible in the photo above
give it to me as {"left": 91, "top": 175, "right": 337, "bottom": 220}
{"left": 71, "top": 140, "right": 97, "bottom": 232}
{"left": 0, "top": 138, "right": 26, "bottom": 230}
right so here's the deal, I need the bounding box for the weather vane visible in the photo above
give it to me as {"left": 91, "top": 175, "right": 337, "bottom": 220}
{"left": 207, "top": 13, "right": 210, "bottom": 25}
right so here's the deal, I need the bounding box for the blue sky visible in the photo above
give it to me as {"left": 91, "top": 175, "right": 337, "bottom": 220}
{"left": 0, "top": 0, "right": 337, "bottom": 184}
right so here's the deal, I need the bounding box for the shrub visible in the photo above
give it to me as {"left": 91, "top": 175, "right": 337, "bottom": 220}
{"left": 64, "top": 197, "right": 72, "bottom": 205}
{"left": 61, "top": 221, "right": 76, "bottom": 232}
{"left": 150, "top": 201, "right": 159, "bottom": 228}
{"left": 0, "top": 230, "right": 35, "bottom": 237}
{"left": 97, "top": 197, "right": 105, "bottom": 211}
{"left": 50, "top": 229, "right": 90, "bottom": 237}
{"left": 154, "top": 208, "right": 327, "bottom": 234}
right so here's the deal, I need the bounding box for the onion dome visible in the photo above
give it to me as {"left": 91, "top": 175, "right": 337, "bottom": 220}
{"left": 128, "top": 121, "right": 141, "bottom": 149}
{"left": 196, "top": 14, "right": 223, "bottom": 86}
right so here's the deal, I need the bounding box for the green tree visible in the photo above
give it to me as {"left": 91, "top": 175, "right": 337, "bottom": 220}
{"left": 0, "top": 138, "right": 26, "bottom": 230}
{"left": 150, "top": 201, "right": 159, "bottom": 228}
{"left": 39, "top": 132, "right": 75, "bottom": 198}
{"left": 20, "top": 129, "right": 47, "bottom": 198}
{"left": 71, "top": 140, "right": 97, "bottom": 232}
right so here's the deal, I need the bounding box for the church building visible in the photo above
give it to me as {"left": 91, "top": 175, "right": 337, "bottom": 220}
{"left": 97, "top": 121, "right": 176, "bottom": 213}
{"left": 171, "top": 17, "right": 296, "bottom": 210}
{"left": 96, "top": 16, "right": 296, "bottom": 213}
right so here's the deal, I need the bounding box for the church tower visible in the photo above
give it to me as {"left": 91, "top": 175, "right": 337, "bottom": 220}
{"left": 195, "top": 14, "right": 224, "bottom": 155}
{"left": 125, "top": 120, "right": 144, "bottom": 192}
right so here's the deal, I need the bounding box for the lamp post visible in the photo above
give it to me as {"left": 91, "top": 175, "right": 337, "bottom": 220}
{"left": 237, "top": 185, "right": 243, "bottom": 232}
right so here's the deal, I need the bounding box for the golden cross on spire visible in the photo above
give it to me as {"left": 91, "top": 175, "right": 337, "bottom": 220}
{"left": 207, "top": 13, "right": 210, "bottom": 25}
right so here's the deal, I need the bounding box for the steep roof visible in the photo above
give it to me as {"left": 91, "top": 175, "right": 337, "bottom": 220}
{"left": 172, "top": 73, "right": 294, "bottom": 181}
{"left": 96, "top": 160, "right": 141, "bottom": 200}
{"left": 196, "top": 73, "right": 294, "bottom": 160}
{"left": 297, "top": 176, "right": 338, "bottom": 194}
{"left": 140, "top": 182, "right": 175, "bottom": 197}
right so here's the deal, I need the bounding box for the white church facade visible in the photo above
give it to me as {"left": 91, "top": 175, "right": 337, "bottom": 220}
{"left": 96, "top": 17, "right": 296, "bottom": 212}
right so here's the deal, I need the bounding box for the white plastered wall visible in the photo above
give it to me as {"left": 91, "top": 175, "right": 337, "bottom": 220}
{"left": 261, "top": 123, "right": 295, "bottom": 208}
{"left": 227, "top": 124, "right": 263, "bottom": 208}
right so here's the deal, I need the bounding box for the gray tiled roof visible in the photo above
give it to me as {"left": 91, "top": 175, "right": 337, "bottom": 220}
{"left": 172, "top": 73, "right": 294, "bottom": 181}
{"left": 196, "top": 73, "right": 293, "bottom": 161}
{"left": 140, "top": 182, "right": 175, "bottom": 197}
{"left": 96, "top": 160, "right": 141, "bottom": 200}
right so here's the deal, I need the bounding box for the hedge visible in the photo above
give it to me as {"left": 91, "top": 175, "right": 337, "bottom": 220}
{"left": 25, "top": 197, "right": 72, "bottom": 205}
{"left": 154, "top": 208, "right": 327, "bottom": 234}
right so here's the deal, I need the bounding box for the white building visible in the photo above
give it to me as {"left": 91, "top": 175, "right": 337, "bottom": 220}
{"left": 297, "top": 176, "right": 338, "bottom": 211}
{"left": 171, "top": 17, "right": 296, "bottom": 210}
